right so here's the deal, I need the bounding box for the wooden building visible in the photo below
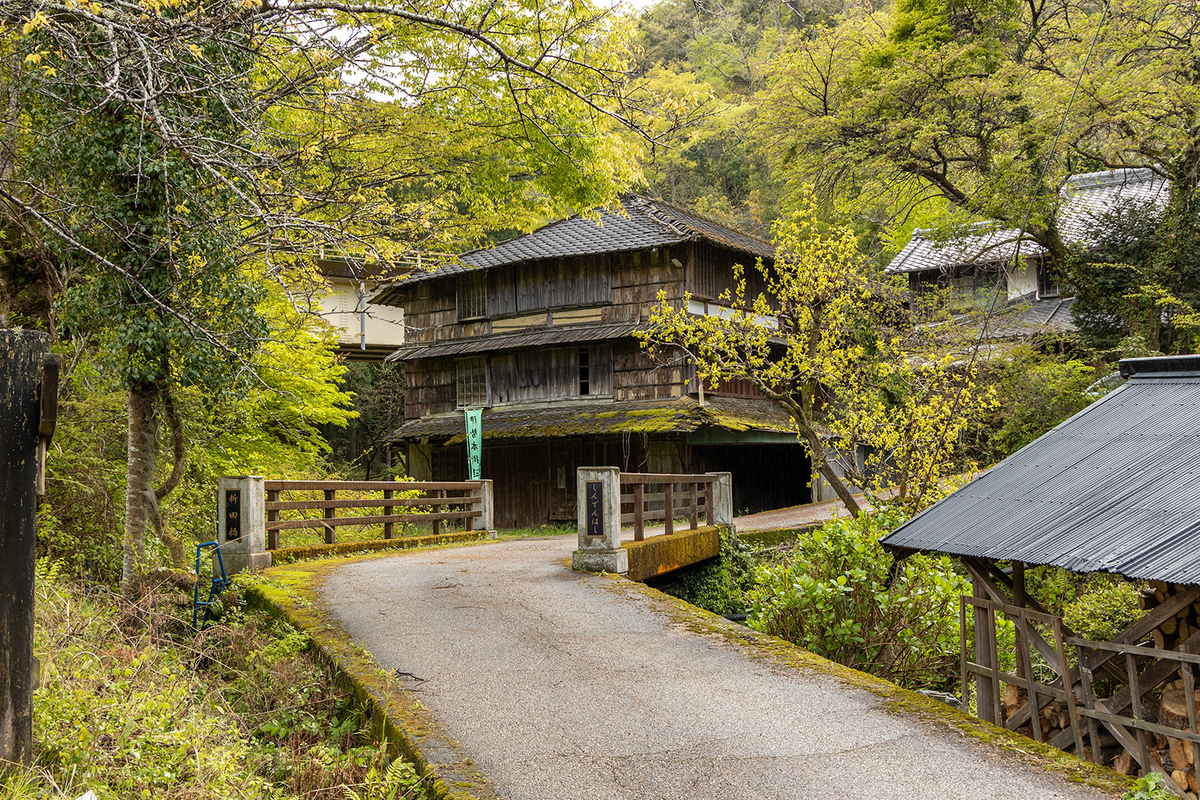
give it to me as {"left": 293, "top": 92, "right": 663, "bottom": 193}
{"left": 372, "top": 197, "right": 811, "bottom": 528}
{"left": 885, "top": 168, "right": 1168, "bottom": 336}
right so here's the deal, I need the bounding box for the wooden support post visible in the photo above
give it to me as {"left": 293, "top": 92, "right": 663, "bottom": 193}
{"left": 1014, "top": 561, "right": 1027, "bottom": 680}
{"left": 464, "top": 489, "right": 474, "bottom": 532}
{"left": 267, "top": 489, "right": 280, "bottom": 550}
{"left": 634, "top": 484, "right": 644, "bottom": 542}
{"left": 664, "top": 483, "right": 674, "bottom": 536}
{"left": 689, "top": 483, "right": 699, "bottom": 530}
{"left": 974, "top": 574, "right": 998, "bottom": 724}
{"left": 1051, "top": 617, "right": 1086, "bottom": 759}
{"left": 323, "top": 489, "right": 336, "bottom": 544}
{"left": 1182, "top": 646, "right": 1200, "bottom": 781}
{"left": 1127, "top": 651, "right": 1151, "bottom": 771}
{"left": 704, "top": 483, "right": 714, "bottom": 526}
{"left": 1016, "top": 609, "right": 1042, "bottom": 741}
{"left": 433, "top": 490, "right": 443, "bottom": 536}
{"left": 383, "top": 488, "right": 394, "bottom": 539}
{"left": 0, "top": 330, "right": 49, "bottom": 769}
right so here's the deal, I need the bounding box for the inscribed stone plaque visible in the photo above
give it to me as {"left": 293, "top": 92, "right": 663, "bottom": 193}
{"left": 585, "top": 481, "right": 603, "bottom": 537}
{"left": 225, "top": 489, "right": 242, "bottom": 541}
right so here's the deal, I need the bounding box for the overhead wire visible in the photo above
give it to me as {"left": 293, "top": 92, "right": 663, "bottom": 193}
{"left": 913, "top": 0, "right": 1113, "bottom": 503}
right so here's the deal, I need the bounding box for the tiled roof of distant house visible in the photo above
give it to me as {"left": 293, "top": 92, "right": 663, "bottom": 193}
{"left": 885, "top": 168, "right": 1169, "bottom": 275}
{"left": 382, "top": 196, "right": 775, "bottom": 287}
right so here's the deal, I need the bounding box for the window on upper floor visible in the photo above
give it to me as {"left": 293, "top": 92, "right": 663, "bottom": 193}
{"left": 1038, "top": 263, "right": 1060, "bottom": 298}
{"left": 457, "top": 272, "right": 487, "bottom": 321}
{"left": 578, "top": 348, "right": 590, "bottom": 396}
{"left": 456, "top": 357, "right": 489, "bottom": 408}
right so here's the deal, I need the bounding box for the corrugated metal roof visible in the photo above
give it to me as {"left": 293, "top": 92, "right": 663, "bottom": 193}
{"left": 885, "top": 168, "right": 1169, "bottom": 274}
{"left": 881, "top": 355, "right": 1200, "bottom": 584}
{"left": 389, "top": 395, "right": 796, "bottom": 444}
{"left": 385, "top": 322, "right": 641, "bottom": 361}
{"left": 376, "top": 196, "right": 774, "bottom": 291}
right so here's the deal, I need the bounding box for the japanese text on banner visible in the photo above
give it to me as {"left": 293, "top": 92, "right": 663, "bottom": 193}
{"left": 465, "top": 408, "right": 482, "bottom": 480}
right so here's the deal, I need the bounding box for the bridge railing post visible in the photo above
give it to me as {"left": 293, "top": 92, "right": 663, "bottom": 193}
{"left": 217, "top": 475, "right": 271, "bottom": 574}
{"left": 707, "top": 472, "right": 734, "bottom": 532}
{"left": 475, "top": 479, "right": 497, "bottom": 539}
{"left": 572, "top": 466, "right": 627, "bottom": 575}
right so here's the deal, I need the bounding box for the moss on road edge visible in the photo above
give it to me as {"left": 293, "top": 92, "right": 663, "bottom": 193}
{"left": 602, "top": 574, "right": 1134, "bottom": 798}
{"left": 243, "top": 550, "right": 498, "bottom": 800}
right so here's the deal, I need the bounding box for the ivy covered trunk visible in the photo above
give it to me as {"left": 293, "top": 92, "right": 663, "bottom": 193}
{"left": 122, "top": 386, "right": 158, "bottom": 594}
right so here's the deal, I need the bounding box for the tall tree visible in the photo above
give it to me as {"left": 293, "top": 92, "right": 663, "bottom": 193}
{"left": 642, "top": 194, "right": 993, "bottom": 513}
{"left": 1, "top": 0, "right": 652, "bottom": 590}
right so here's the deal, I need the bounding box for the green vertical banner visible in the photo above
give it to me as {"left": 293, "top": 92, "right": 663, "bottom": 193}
{"left": 465, "top": 408, "right": 482, "bottom": 480}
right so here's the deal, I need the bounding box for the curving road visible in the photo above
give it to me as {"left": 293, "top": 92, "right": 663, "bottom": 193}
{"left": 319, "top": 535, "right": 1115, "bottom": 800}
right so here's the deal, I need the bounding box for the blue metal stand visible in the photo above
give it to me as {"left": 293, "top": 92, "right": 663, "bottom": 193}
{"left": 193, "top": 541, "right": 231, "bottom": 629}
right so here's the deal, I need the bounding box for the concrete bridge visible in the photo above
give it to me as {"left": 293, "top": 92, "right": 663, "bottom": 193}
{"left": 312, "top": 534, "right": 1122, "bottom": 800}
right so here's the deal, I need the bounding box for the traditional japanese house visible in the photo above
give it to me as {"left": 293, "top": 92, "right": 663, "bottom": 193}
{"left": 372, "top": 197, "right": 811, "bottom": 527}
{"left": 886, "top": 168, "right": 1168, "bottom": 336}
{"left": 315, "top": 257, "right": 412, "bottom": 360}
{"left": 882, "top": 355, "right": 1200, "bottom": 794}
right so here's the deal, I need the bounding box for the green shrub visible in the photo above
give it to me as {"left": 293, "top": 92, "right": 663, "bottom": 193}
{"left": 653, "top": 534, "right": 755, "bottom": 616}
{"left": 746, "top": 509, "right": 969, "bottom": 690}
{"left": 1063, "top": 577, "right": 1145, "bottom": 642}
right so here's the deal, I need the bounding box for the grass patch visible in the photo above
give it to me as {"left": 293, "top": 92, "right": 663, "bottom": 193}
{"left": 4, "top": 560, "right": 430, "bottom": 800}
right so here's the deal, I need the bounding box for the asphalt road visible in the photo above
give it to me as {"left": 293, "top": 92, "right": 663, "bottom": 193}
{"left": 320, "top": 535, "right": 1113, "bottom": 800}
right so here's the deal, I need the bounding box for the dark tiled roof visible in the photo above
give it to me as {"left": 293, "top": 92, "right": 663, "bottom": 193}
{"left": 390, "top": 395, "right": 796, "bottom": 444}
{"left": 881, "top": 355, "right": 1200, "bottom": 584}
{"left": 386, "top": 322, "right": 641, "bottom": 361}
{"left": 885, "top": 169, "right": 1169, "bottom": 274}
{"left": 947, "top": 297, "right": 1077, "bottom": 341}
{"left": 383, "top": 196, "right": 774, "bottom": 288}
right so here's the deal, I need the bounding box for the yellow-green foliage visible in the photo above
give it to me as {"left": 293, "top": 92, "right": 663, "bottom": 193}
{"left": 13, "top": 560, "right": 428, "bottom": 800}
{"left": 1063, "top": 578, "right": 1146, "bottom": 643}
{"left": 641, "top": 193, "right": 995, "bottom": 512}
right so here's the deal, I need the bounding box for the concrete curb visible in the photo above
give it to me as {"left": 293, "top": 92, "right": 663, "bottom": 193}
{"left": 243, "top": 552, "right": 498, "bottom": 800}
{"left": 603, "top": 573, "right": 1133, "bottom": 798}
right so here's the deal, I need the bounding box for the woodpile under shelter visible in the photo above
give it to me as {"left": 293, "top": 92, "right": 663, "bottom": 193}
{"left": 372, "top": 197, "right": 811, "bottom": 528}
{"left": 882, "top": 354, "right": 1200, "bottom": 795}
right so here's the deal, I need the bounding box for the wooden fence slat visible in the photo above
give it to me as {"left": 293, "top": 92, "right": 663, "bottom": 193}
{"left": 619, "top": 473, "right": 718, "bottom": 484}
{"left": 267, "top": 510, "right": 483, "bottom": 531}
{"left": 265, "top": 480, "right": 481, "bottom": 491}
{"left": 664, "top": 484, "right": 674, "bottom": 536}
{"left": 1016, "top": 609, "right": 1043, "bottom": 742}
{"left": 383, "top": 489, "right": 394, "bottom": 540}
{"left": 323, "top": 490, "right": 336, "bottom": 544}
{"left": 267, "top": 489, "right": 280, "bottom": 551}
{"left": 634, "top": 484, "right": 644, "bottom": 542}
{"left": 267, "top": 496, "right": 480, "bottom": 512}
{"left": 689, "top": 484, "right": 698, "bottom": 530}
{"left": 705, "top": 483, "right": 714, "bottom": 526}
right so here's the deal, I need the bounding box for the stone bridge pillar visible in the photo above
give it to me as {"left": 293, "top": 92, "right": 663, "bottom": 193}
{"left": 572, "top": 467, "right": 627, "bottom": 575}
{"left": 217, "top": 475, "right": 271, "bottom": 574}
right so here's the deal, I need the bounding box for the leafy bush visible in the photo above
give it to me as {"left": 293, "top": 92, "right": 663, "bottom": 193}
{"left": 974, "top": 346, "right": 1100, "bottom": 464}
{"left": 746, "top": 509, "right": 969, "bottom": 690}
{"left": 1063, "top": 577, "right": 1145, "bottom": 642}
{"left": 653, "top": 534, "right": 756, "bottom": 616}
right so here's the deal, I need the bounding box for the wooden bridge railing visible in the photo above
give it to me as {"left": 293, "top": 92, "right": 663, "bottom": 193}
{"left": 618, "top": 472, "right": 717, "bottom": 541}
{"left": 262, "top": 479, "right": 491, "bottom": 550}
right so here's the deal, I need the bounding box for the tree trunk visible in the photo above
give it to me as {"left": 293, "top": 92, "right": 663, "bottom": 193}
{"left": 804, "top": 427, "right": 863, "bottom": 517}
{"left": 122, "top": 386, "right": 159, "bottom": 594}
{"left": 151, "top": 389, "right": 188, "bottom": 569}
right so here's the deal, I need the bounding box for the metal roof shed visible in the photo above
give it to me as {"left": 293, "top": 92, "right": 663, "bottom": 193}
{"left": 882, "top": 354, "right": 1200, "bottom": 585}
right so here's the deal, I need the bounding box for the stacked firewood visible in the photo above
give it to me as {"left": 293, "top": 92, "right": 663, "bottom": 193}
{"left": 1142, "top": 581, "right": 1200, "bottom": 651}
{"left": 1002, "top": 685, "right": 1075, "bottom": 742}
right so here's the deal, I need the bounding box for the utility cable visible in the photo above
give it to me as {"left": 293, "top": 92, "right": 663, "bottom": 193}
{"left": 913, "top": 0, "right": 1111, "bottom": 504}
